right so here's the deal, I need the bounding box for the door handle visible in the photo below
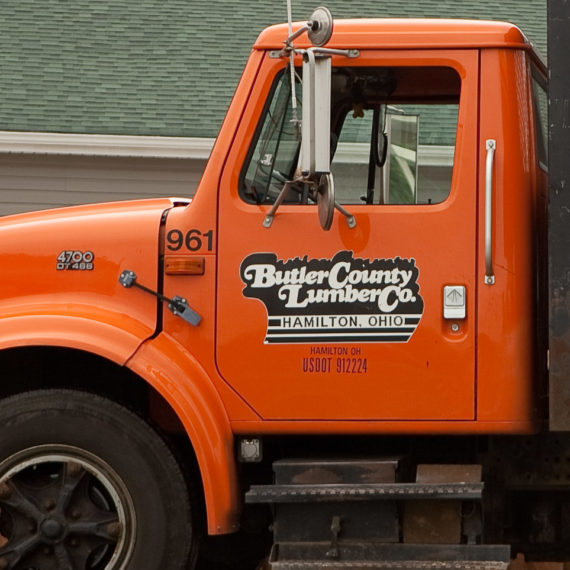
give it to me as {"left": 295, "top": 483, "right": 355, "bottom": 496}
{"left": 485, "top": 139, "right": 496, "bottom": 285}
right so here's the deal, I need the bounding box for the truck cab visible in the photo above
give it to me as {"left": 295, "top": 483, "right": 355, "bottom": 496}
{"left": 168, "top": 18, "right": 547, "bottom": 428}
{"left": 0, "top": 13, "right": 552, "bottom": 570}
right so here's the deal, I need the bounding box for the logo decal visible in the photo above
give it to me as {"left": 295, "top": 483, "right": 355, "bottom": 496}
{"left": 56, "top": 250, "right": 94, "bottom": 271}
{"left": 240, "top": 251, "right": 424, "bottom": 344}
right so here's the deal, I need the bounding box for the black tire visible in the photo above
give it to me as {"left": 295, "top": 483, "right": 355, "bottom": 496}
{"left": 0, "top": 389, "right": 196, "bottom": 569}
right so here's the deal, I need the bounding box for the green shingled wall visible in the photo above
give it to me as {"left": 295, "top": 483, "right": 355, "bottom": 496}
{"left": 0, "top": 0, "right": 546, "bottom": 138}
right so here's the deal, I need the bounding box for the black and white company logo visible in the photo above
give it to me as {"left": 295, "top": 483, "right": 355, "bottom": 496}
{"left": 240, "top": 251, "right": 424, "bottom": 344}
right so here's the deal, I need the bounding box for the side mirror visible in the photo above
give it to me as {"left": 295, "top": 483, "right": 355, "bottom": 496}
{"left": 300, "top": 51, "right": 331, "bottom": 178}
{"left": 263, "top": 6, "right": 356, "bottom": 231}
{"left": 299, "top": 5, "right": 334, "bottom": 178}
{"left": 300, "top": 51, "right": 337, "bottom": 231}
{"left": 307, "top": 6, "right": 334, "bottom": 47}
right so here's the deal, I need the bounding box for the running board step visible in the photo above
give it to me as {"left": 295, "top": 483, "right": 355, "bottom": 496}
{"left": 246, "top": 482, "right": 483, "bottom": 503}
{"left": 270, "top": 543, "right": 511, "bottom": 570}
{"left": 269, "top": 562, "right": 509, "bottom": 569}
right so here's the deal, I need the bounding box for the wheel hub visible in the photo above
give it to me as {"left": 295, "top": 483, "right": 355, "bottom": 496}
{"left": 0, "top": 446, "right": 135, "bottom": 569}
{"left": 40, "top": 517, "right": 66, "bottom": 541}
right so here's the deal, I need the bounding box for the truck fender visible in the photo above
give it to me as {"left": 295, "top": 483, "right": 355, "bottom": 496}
{"left": 0, "top": 310, "right": 154, "bottom": 365}
{"left": 126, "top": 332, "right": 240, "bottom": 535}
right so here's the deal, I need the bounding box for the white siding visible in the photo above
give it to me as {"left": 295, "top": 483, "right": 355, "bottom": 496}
{"left": 0, "top": 155, "right": 206, "bottom": 216}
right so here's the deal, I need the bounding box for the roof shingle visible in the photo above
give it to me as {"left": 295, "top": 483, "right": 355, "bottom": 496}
{"left": 0, "top": 0, "right": 546, "bottom": 137}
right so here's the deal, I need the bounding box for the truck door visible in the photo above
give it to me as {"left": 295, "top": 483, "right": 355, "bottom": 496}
{"left": 216, "top": 50, "right": 479, "bottom": 421}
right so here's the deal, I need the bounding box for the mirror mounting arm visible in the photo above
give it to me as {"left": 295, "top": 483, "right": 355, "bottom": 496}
{"left": 262, "top": 175, "right": 356, "bottom": 230}
{"left": 334, "top": 202, "right": 357, "bottom": 229}
{"left": 270, "top": 47, "right": 360, "bottom": 59}
{"left": 308, "top": 47, "right": 360, "bottom": 58}
{"left": 284, "top": 23, "right": 312, "bottom": 48}
{"left": 262, "top": 178, "right": 304, "bottom": 229}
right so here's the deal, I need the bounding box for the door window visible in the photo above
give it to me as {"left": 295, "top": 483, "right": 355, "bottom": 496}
{"left": 241, "top": 66, "right": 460, "bottom": 206}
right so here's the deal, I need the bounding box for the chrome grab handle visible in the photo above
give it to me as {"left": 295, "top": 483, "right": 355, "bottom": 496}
{"left": 485, "top": 139, "right": 496, "bottom": 285}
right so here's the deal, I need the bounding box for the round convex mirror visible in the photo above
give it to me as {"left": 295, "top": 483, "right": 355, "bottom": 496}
{"left": 317, "top": 173, "right": 335, "bottom": 230}
{"left": 308, "top": 6, "right": 333, "bottom": 47}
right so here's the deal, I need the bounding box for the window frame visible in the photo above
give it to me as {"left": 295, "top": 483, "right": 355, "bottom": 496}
{"left": 235, "top": 50, "right": 474, "bottom": 212}
{"left": 531, "top": 66, "right": 548, "bottom": 173}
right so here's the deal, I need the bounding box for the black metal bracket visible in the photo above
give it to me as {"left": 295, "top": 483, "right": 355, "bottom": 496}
{"left": 119, "top": 270, "right": 201, "bottom": 327}
{"left": 325, "top": 515, "right": 342, "bottom": 560}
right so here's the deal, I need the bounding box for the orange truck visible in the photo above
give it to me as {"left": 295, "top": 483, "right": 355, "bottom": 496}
{"left": 0, "top": 4, "right": 567, "bottom": 569}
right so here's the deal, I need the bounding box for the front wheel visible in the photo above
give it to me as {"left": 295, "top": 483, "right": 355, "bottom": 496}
{"left": 0, "top": 389, "right": 196, "bottom": 569}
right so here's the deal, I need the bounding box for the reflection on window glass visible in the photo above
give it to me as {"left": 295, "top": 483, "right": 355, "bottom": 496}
{"left": 241, "top": 66, "right": 460, "bottom": 206}
{"left": 332, "top": 103, "right": 457, "bottom": 205}
{"left": 242, "top": 72, "right": 302, "bottom": 204}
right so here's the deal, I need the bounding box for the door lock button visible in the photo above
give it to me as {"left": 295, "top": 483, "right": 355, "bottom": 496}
{"left": 443, "top": 285, "right": 466, "bottom": 319}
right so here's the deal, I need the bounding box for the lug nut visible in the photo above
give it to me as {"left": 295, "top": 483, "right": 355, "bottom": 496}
{"left": 43, "top": 499, "right": 55, "bottom": 511}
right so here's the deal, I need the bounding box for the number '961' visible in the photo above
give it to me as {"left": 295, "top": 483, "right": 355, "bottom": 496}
{"left": 57, "top": 251, "right": 94, "bottom": 271}
{"left": 167, "top": 229, "right": 213, "bottom": 252}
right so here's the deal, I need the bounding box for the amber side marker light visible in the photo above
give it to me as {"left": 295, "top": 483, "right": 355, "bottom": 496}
{"left": 165, "top": 256, "right": 205, "bottom": 275}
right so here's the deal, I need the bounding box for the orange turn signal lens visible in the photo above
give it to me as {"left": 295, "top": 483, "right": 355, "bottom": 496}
{"left": 165, "top": 256, "right": 205, "bottom": 275}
